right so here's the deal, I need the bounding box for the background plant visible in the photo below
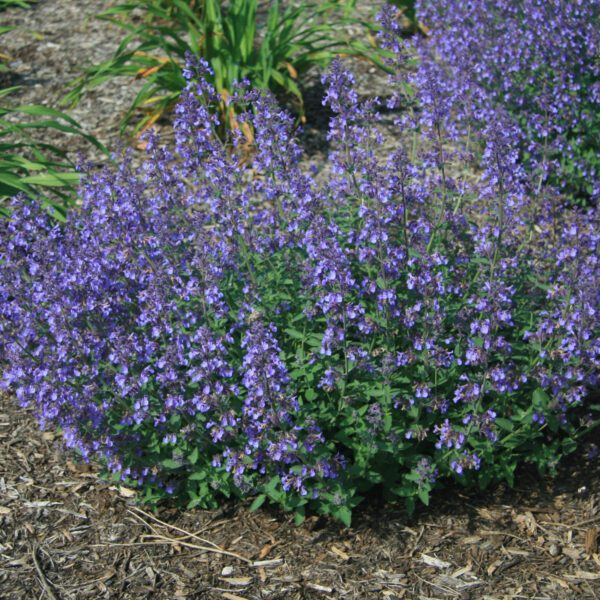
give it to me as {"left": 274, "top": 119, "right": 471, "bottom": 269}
{"left": 0, "top": 0, "right": 36, "bottom": 10}
{"left": 394, "top": 0, "right": 600, "bottom": 204}
{"left": 0, "top": 25, "right": 16, "bottom": 77}
{"left": 0, "top": 84, "right": 108, "bottom": 217}
{"left": 2, "top": 47, "right": 598, "bottom": 525}
{"left": 64, "top": 0, "right": 370, "bottom": 138}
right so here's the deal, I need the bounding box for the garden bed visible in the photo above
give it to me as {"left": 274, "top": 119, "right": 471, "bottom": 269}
{"left": 0, "top": 2, "right": 598, "bottom": 598}
{"left": 1, "top": 392, "right": 599, "bottom": 599}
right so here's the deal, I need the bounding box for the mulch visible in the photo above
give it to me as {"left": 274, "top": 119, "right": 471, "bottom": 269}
{"left": 1, "top": 392, "right": 599, "bottom": 599}
{"left": 1, "top": 2, "right": 599, "bottom": 599}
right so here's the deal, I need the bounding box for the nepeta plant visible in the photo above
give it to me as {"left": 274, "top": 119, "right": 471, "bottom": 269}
{"left": 1, "top": 52, "right": 598, "bottom": 525}
{"left": 381, "top": 0, "right": 600, "bottom": 203}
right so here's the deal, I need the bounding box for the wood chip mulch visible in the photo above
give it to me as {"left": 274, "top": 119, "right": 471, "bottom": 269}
{"left": 1, "top": 2, "right": 599, "bottom": 599}
{"left": 1, "top": 392, "right": 599, "bottom": 599}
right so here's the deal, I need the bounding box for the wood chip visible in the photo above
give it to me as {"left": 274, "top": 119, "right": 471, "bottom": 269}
{"left": 461, "top": 536, "right": 481, "bottom": 545}
{"left": 451, "top": 564, "right": 472, "bottom": 578}
{"left": 514, "top": 511, "right": 537, "bottom": 536}
{"left": 545, "top": 575, "right": 570, "bottom": 590}
{"left": 330, "top": 545, "right": 350, "bottom": 561}
{"left": 0, "top": 506, "right": 11, "bottom": 515}
{"left": 563, "top": 571, "right": 600, "bottom": 581}
{"left": 584, "top": 528, "right": 598, "bottom": 555}
{"left": 436, "top": 574, "right": 483, "bottom": 591}
{"left": 306, "top": 583, "right": 334, "bottom": 593}
{"left": 421, "top": 553, "right": 451, "bottom": 569}
{"left": 375, "top": 570, "right": 406, "bottom": 585}
{"left": 503, "top": 546, "right": 530, "bottom": 556}
{"left": 562, "top": 546, "right": 583, "bottom": 561}
{"left": 251, "top": 558, "right": 283, "bottom": 568}
{"left": 221, "top": 593, "right": 249, "bottom": 600}
{"left": 108, "top": 485, "right": 137, "bottom": 498}
{"left": 219, "top": 577, "right": 252, "bottom": 586}
{"left": 23, "top": 501, "right": 62, "bottom": 509}
{"left": 487, "top": 559, "right": 503, "bottom": 576}
{"left": 258, "top": 543, "right": 274, "bottom": 559}
{"left": 477, "top": 508, "right": 499, "bottom": 521}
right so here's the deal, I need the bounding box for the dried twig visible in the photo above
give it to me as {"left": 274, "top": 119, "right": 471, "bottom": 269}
{"left": 573, "top": 514, "right": 600, "bottom": 528}
{"left": 126, "top": 505, "right": 250, "bottom": 563}
{"left": 414, "top": 572, "right": 460, "bottom": 597}
{"left": 31, "top": 544, "right": 60, "bottom": 600}
{"left": 408, "top": 526, "right": 425, "bottom": 558}
{"left": 129, "top": 507, "right": 223, "bottom": 548}
{"left": 139, "top": 533, "right": 252, "bottom": 563}
{"left": 126, "top": 509, "right": 165, "bottom": 537}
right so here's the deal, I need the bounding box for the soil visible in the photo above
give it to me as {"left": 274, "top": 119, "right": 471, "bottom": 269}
{"left": 1, "top": 392, "right": 599, "bottom": 600}
{"left": 1, "top": 2, "right": 599, "bottom": 599}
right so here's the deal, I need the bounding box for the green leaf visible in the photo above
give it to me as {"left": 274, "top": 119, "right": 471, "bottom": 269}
{"left": 417, "top": 488, "right": 430, "bottom": 506}
{"left": 304, "top": 388, "right": 317, "bottom": 401}
{"left": 284, "top": 328, "right": 305, "bottom": 341}
{"left": 561, "top": 437, "right": 577, "bottom": 456}
{"left": 161, "top": 458, "right": 183, "bottom": 469}
{"left": 263, "top": 475, "right": 280, "bottom": 494}
{"left": 294, "top": 506, "right": 305, "bottom": 525}
{"left": 249, "top": 494, "right": 266, "bottom": 512}
{"left": 495, "top": 417, "right": 514, "bottom": 432}
{"left": 21, "top": 172, "right": 81, "bottom": 186}
{"left": 532, "top": 388, "right": 550, "bottom": 407}
{"left": 333, "top": 506, "right": 352, "bottom": 527}
{"left": 188, "top": 447, "right": 199, "bottom": 465}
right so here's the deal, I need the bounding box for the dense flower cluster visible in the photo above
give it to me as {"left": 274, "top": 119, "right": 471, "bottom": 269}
{"left": 380, "top": 0, "right": 600, "bottom": 203}
{"left": 1, "top": 45, "right": 598, "bottom": 521}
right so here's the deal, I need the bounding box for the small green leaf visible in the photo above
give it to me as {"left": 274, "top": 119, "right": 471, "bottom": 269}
{"left": 188, "top": 447, "right": 199, "bottom": 465}
{"left": 304, "top": 388, "right": 317, "bottom": 401}
{"left": 532, "top": 388, "right": 550, "bottom": 407}
{"left": 284, "top": 328, "right": 305, "bottom": 341}
{"left": 249, "top": 494, "right": 266, "bottom": 512}
{"left": 333, "top": 506, "right": 352, "bottom": 527}
{"left": 417, "top": 488, "right": 430, "bottom": 506}
{"left": 495, "top": 417, "right": 514, "bottom": 432}
{"left": 294, "top": 507, "right": 305, "bottom": 525}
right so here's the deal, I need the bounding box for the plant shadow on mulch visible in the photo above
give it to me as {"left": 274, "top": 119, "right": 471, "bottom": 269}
{"left": 1, "top": 392, "right": 598, "bottom": 600}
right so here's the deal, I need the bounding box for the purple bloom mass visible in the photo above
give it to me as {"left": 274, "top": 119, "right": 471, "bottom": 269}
{"left": 0, "top": 7, "right": 598, "bottom": 520}
{"left": 410, "top": 0, "right": 600, "bottom": 202}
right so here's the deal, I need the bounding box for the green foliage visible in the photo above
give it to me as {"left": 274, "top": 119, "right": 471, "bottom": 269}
{"left": 0, "top": 86, "right": 108, "bottom": 215}
{"left": 64, "top": 0, "right": 368, "bottom": 137}
{"left": 0, "top": 0, "right": 36, "bottom": 10}
{"left": 0, "top": 26, "right": 16, "bottom": 75}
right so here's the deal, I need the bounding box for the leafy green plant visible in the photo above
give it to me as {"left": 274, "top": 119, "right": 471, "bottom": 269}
{"left": 3, "top": 58, "right": 597, "bottom": 526}
{"left": 414, "top": 0, "right": 599, "bottom": 204}
{"left": 0, "top": 26, "right": 16, "bottom": 77}
{"left": 0, "top": 86, "right": 108, "bottom": 216}
{"left": 63, "top": 0, "right": 371, "bottom": 137}
{"left": 0, "top": 0, "right": 36, "bottom": 9}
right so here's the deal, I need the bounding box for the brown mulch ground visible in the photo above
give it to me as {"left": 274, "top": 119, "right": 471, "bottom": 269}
{"left": 1, "top": 2, "right": 599, "bottom": 599}
{"left": 1, "top": 392, "right": 599, "bottom": 600}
